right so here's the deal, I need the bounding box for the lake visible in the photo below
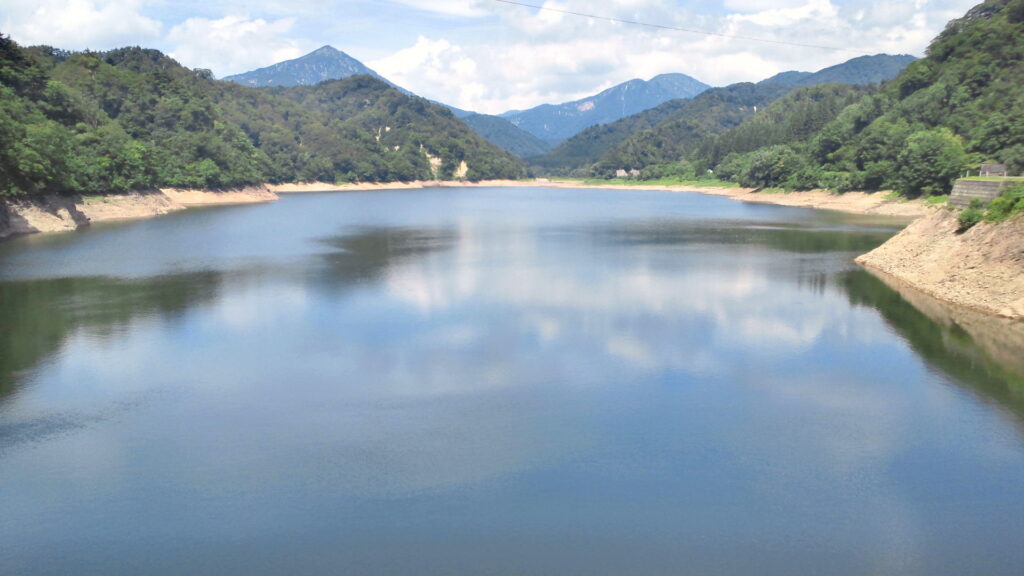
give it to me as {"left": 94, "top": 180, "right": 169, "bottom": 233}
{"left": 1, "top": 186, "right": 1023, "bottom": 575}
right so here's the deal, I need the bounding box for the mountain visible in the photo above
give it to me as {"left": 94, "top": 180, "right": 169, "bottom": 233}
{"left": 265, "top": 76, "right": 523, "bottom": 180}
{"left": 531, "top": 83, "right": 793, "bottom": 175}
{"left": 760, "top": 54, "right": 918, "bottom": 86}
{"left": 532, "top": 53, "right": 923, "bottom": 175}
{"left": 461, "top": 114, "right": 552, "bottom": 157}
{"left": 500, "top": 73, "right": 710, "bottom": 146}
{"left": 221, "top": 45, "right": 386, "bottom": 88}
{"left": 529, "top": 98, "right": 692, "bottom": 173}
{"left": 589, "top": 83, "right": 796, "bottom": 176}
{"left": 0, "top": 40, "right": 522, "bottom": 197}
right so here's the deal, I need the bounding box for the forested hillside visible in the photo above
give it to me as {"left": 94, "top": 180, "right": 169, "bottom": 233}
{"left": 0, "top": 37, "right": 522, "bottom": 197}
{"left": 589, "top": 83, "right": 795, "bottom": 177}
{"left": 528, "top": 98, "right": 692, "bottom": 175}
{"left": 527, "top": 82, "right": 792, "bottom": 177}
{"left": 701, "top": 0, "right": 1024, "bottom": 195}
{"left": 462, "top": 114, "right": 552, "bottom": 158}
{"left": 760, "top": 54, "right": 917, "bottom": 87}
{"left": 534, "top": 54, "right": 917, "bottom": 178}
{"left": 579, "top": 0, "right": 1024, "bottom": 198}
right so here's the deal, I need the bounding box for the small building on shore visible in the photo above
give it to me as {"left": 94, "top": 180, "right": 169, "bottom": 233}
{"left": 980, "top": 163, "right": 1008, "bottom": 177}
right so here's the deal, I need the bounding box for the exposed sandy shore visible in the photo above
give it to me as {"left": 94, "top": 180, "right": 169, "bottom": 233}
{"left": 857, "top": 210, "right": 1024, "bottom": 319}
{"left": 0, "top": 186, "right": 276, "bottom": 239}
{"left": 5, "top": 180, "right": 917, "bottom": 241}
{"left": 695, "top": 188, "right": 933, "bottom": 218}
{"left": 161, "top": 186, "right": 278, "bottom": 206}
{"left": 268, "top": 180, "right": 528, "bottom": 193}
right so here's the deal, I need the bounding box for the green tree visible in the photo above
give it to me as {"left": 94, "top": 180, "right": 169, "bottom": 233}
{"left": 738, "top": 145, "right": 805, "bottom": 188}
{"left": 894, "top": 127, "right": 967, "bottom": 196}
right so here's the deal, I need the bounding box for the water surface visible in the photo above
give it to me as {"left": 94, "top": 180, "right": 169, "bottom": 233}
{"left": 1, "top": 187, "right": 1023, "bottom": 575}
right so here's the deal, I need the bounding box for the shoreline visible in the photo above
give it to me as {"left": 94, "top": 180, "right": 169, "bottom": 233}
{"left": 3, "top": 179, "right": 1018, "bottom": 321}
{"left": 268, "top": 180, "right": 934, "bottom": 218}
{"left": 2, "top": 180, "right": 925, "bottom": 241}
{"left": 856, "top": 210, "right": 1024, "bottom": 320}
{"left": 0, "top": 185, "right": 277, "bottom": 239}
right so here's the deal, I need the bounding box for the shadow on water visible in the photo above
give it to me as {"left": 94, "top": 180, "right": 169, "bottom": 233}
{"left": 311, "top": 226, "right": 459, "bottom": 288}
{"left": 591, "top": 219, "right": 899, "bottom": 254}
{"left": 842, "top": 269, "right": 1024, "bottom": 422}
{"left": 0, "top": 271, "right": 222, "bottom": 402}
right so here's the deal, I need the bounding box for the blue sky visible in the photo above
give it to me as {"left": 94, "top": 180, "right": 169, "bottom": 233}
{"left": 2, "top": 0, "right": 980, "bottom": 113}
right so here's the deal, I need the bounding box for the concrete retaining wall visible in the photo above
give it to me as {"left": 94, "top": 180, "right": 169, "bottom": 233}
{"left": 950, "top": 180, "right": 1005, "bottom": 208}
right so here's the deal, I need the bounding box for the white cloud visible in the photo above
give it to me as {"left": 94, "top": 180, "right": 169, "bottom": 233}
{"left": 370, "top": 36, "right": 492, "bottom": 111}
{"left": 389, "top": 0, "right": 490, "bottom": 18}
{"left": 0, "top": 0, "right": 985, "bottom": 113}
{"left": 166, "top": 15, "right": 307, "bottom": 77}
{"left": 1, "top": 0, "right": 162, "bottom": 49}
{"left": 366, "top": 0, "right": 980, "bottom": 113}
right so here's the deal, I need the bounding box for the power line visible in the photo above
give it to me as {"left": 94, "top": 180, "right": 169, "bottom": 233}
{"left": 489, "top": 0, "right": 873, "bottom": 55}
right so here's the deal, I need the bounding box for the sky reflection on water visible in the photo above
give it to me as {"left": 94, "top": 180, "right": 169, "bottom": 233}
{"left": 1, "top": 187, "right": 1022, "bottom": 575}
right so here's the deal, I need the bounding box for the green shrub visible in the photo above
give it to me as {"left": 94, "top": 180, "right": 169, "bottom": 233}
{"left": 985, "top": 183, "right": 1024, "bottom": 222}
{"left": 958, "top": 206, "right": 985, "bottom": 232}
{"left": 957, "top": 198, "right": 986, "bottom": 232}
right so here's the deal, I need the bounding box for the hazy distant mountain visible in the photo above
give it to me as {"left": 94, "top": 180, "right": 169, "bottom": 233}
{"left": 533, "top": 83, "right": 793, "bottom": 175}
{"left": 500, "top": 73, "right": 711, "bottom": 146}
{"left": 222, "top": 46, "right": 388, "bottom": 87}
{"left": 462, "top": 114, "right": 552, "bottom": 158}
{"left": 760, "top": 54, "right": 917, "bottom": 87}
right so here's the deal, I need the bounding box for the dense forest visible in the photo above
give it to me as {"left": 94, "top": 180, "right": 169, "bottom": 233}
{"left": 549, "top": 0, "right": 1024, "bottom": 198}
{"left": 0, "top": 37, "right": 523, "bottom": 197}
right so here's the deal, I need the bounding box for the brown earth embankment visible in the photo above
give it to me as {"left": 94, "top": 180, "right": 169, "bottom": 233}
{"left": 856, "top": 211, "right": 1024, "bottom": 319}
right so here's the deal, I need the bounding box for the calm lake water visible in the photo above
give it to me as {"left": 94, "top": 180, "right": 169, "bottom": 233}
{"left": 1, "top": 187, "right": 1023, "bottom": 575}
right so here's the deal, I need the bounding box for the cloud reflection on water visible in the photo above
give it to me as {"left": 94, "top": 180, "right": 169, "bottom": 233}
{"left": 2, "top": 192, "right": 1024, "bottom": 575}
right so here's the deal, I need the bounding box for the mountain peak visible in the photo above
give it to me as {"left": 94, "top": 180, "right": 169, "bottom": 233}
{"left": 500, "top": 73, "right": 710, "bottom": 145}
{"left": 222, "top": 45, "right": 383, "bottom": 88}
{"left": 310, "top": 45, "right": 342, "bottom": 57}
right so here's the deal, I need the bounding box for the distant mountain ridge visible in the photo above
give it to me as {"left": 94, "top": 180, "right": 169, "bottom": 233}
{"left": 532, "top": 53, "right": 919, "bottom": 175}
{"left": 760, "top": 54, "right": 918, "bottom": 87}
{"left": 500, "top": 73, "right": 711, "bottom": 146}
{"left": 222, "top": 45, "right": 387, "bottom": 88}
{"left": 461, "top": 114, "right": 552, "bottom": 158}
